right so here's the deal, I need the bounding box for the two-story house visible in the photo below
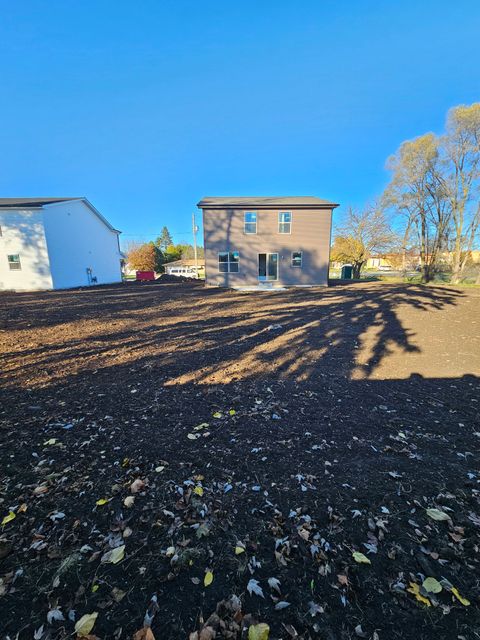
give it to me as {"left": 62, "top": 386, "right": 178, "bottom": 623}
{"left": 0, "top": 197, "right": 122, "bottom": 291}
{"left": 198, "top": 196, "right": 339, "bottom": 288}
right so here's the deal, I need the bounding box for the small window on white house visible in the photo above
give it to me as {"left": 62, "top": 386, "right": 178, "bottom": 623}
{"left": 7, "top": 254, "right": 21, "bottom": 270}
{"left": 279, "top": 212, "right": 292, "bottom": 233}
{"left": 292, "top": 251, "right": 302, "bottom": 267}
{"left": 244, "top": 212, "right": 257, "bottom": 234}
{"left": 218, "top": 251, "right": 239, "bottom": 273}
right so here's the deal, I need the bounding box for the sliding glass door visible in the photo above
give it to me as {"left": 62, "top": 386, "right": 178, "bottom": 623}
{"left": 258, "top": 253, "right": 278, "bottom": 281}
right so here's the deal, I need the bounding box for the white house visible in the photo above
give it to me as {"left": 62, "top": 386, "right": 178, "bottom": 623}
{"left": 0, "top": 197, "right": 123, "bottom": 291}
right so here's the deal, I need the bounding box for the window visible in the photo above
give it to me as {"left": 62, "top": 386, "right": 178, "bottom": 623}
{"left": 218, "top": 251, "right": 239, "bottom": 273}
{"left": 279, "top": 211, "right": 291, "bottom": 233}
{"left": 292, "top": 251, "right": 302, "bottom": 267}
{"left": 7, "top": 254, "right": 21, "bottom": 270}
{"left": 244, "top": 212, "right": 257, "bottom": 234}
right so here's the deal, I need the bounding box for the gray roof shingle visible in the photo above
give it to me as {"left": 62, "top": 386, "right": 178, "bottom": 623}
{"left": 197, "top": 196, "right": 338, "bottom": 209}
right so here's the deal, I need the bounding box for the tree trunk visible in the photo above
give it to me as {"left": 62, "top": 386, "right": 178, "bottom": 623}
{"left": 419, "top": 216, "right": 430, "bottom": 283}
{"left": 352, "top": 263, "right": 362, "bottom": 279}
{"left": 451, "top": 234, "right": 462, "bottom": 284}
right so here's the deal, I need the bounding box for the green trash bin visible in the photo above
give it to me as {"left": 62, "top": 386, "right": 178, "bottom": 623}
{"left": 341, "top": 264, "right": 353, "bottom": 279}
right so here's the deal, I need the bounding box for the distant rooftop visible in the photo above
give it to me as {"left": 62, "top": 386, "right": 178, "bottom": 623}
{"left": 0, "top": 197, "right": 79, "bottom": 208}
{"left": 197, "top": 196, "right": 339, "bottom": 209}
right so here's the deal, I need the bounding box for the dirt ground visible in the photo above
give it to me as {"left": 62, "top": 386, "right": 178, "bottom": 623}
{"left": 0, "top": 280, "right": 479, "bottom": 640}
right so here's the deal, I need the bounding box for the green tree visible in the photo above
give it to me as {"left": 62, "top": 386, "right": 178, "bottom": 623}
{"left": 331, "top": 206, "right": 395, "bottom": 279}
{"left": 162, "top": 245, "right": 182, "bottom": 264}
{"left": 155, "top": 226, "right": 174, "bottom": 251}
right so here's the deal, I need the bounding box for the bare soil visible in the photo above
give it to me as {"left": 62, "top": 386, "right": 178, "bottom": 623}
{"left": 0, "top": 280, "right": 479, "bottom": 640}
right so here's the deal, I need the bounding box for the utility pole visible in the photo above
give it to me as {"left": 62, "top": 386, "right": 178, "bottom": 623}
{"left": 192, "top": 212, "right": 199, "bottom": 276}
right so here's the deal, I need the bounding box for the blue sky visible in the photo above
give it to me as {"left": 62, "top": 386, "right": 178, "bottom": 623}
{"left": 0, "top": 1, "right": 479, "bottom": 246}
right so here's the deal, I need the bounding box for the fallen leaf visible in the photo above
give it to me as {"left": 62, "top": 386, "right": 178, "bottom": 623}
{"left": 75, "top": 612, "right": 98, "bottom": 637}
{"left": 193, "top": 486, "right": 204, "bottom": 497}
{"left": 212, "top": 412, "right": 222, "bottom": 418}
{"left": 354, "top": 625, "right": 368, "bottom": 638}
{"left": 96, "top": 498, "right": 110, "bottom": 506}
{"left": 248, "top": 623, "right": 270, "bottom": 640}
{"left": 47, "top": 608, "right": 65, "bottom": 623}
{"left": 426, "top": 508, "right": 451, "bottom": 522}
{"left": 101, "top": 545, "right": 125, "bottom": 565}
{"left": 247, "top": 578, "right": 264, "bottom": 598}
{"left": 33, "top": 486, "right": 49, "bottom": 496}
{"left": 451, "top": 587, "right": 470, "bottom": 606}
{"left": 308, "top": 601, "right": 324, "bottom": 616}
{"left": 130, "top": 479, "right": 145, "bottom": 494}
{"left": 124, "top": 496, "right": 135, "bottom": 508}
{"left": 133, "top": 627, "right": 156, "bottom": 640}
{"left": 352, "top": 552, "right": 371, "bottom": 565}
{"left": 111, "top": 587, "right": 126, "bottom": 602}
{"left": 1, "top": 511, "right": 16, "bottom": 526}
{"left": 199, "top": 627, "right": 215, "bottom": 640}
{"left": 43, "top": 438, "right": 57, "bottom": 446}
{"left": 423, "top": 577, "right": 442, "bottom": 594}
{"left": 267, "top": 577, "right": 281, "bottom": 594}
{"left": 235, "top": 544, "right": 246, "bottom": 555}
{"left": 229, "top": 409, "right": 236, "bottom": 416}
{"left": 407, "top": 582, "right": 431, "bottom": 607}
{"left": 204, "top": 570, "right": 213, "bottom": 587}
{"left": 274, "top": 601, "right": 290, "bottom": 610}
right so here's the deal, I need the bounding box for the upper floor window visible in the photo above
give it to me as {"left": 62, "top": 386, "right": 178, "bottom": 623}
{"left": 279, "top": 212, "right": 292, "bottom": 233}
{"left": 7, "top": 254, "right": 21, "bottom": 270}
{"left": 244, "top": 212, "right": 257, "bottom": 234}
{"left": 218, "top": 251, "right": 239, "bottom": 273}
{"left": 292, "top": 251, "right": 302, "bottom": 267}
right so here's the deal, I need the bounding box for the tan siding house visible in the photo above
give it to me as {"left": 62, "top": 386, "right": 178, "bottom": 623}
{"left": 198, "top": 196, "right": 338, "bottom": 288}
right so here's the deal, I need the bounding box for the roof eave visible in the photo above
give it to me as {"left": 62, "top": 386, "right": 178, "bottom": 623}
{"left": 197, "top": 202, "right": 339, "bottom": 210}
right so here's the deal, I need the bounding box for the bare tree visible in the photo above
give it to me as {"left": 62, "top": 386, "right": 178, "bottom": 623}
{"left": 382, "top": 133, "right": 450, "bottom": 282}
{"left": 331, "top": 205, "right": 395, "bottom": 279}
{"left": 443, "top": 104, "right": 480, "bottom": 283}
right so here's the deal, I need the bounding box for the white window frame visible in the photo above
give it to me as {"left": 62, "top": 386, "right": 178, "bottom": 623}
{"left": 244, "top": 211, "right": 257, "bottom": 234}
{"left": 291, "top": 251, "right": 303, "bottom": 267}
{"left": 218, "top": 251, "right": 240, "bottom": 273}
{"left": 258, "top": 252, "right": 279, "bottom": 281}
{"left": 7, "top": 254, "right": 21, "bottom": 270}
{"left": 278, "top": 211, "right": 292, "bottom": 234}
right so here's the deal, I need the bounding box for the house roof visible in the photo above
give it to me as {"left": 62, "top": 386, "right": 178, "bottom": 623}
{"left": 0, "top": 197, "right": 120, "bottom": 234}
{"left": 197, "top": 196, "right": 339, "bottom": 209}
{"left": 166, "top": 259, "right": 205, "bottom": 267}
{"left": 0, "top": 197, "right": 79, "bottom": 207}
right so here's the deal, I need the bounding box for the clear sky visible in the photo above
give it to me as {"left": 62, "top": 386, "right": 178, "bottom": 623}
{"left": 1, "top": 1, "right": 479, "bottom": 246}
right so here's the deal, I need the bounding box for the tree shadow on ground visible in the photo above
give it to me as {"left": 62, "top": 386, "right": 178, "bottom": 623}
{"left": 0, "top": 280, "right": 463, "bottom": 393}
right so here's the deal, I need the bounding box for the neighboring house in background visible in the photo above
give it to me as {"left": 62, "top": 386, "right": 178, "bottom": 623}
{"left": 165, "top": 259, "right": 205, "bottom": 279}
{"left": 0, "top": 198, "right": 122, "bottom": 291}
{"left": 198, "top": 196, "right": 339, "bottom": 288}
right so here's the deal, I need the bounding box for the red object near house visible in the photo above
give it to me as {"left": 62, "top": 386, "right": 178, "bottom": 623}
{"left": 136, "top": 271, "right": 155, "bottom": 281}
